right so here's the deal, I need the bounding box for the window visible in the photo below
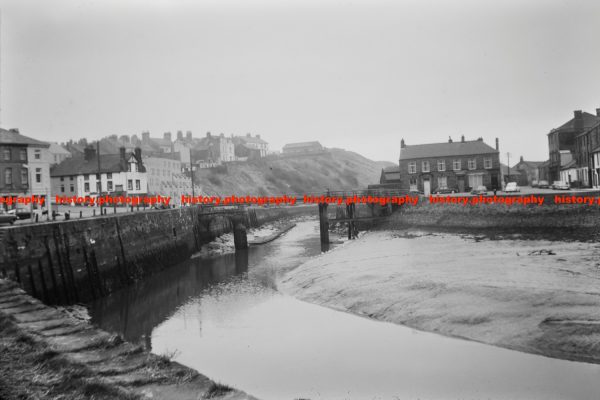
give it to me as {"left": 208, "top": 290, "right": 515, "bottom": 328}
{"left": 96, "top": 173, "right": 100, "bottom": 180}
{"left": 135, "top": 180, "right": 141, "bottom": 190}
{"left": 409, "top": 177, "right": 418, "bottom": 191}
{"left": 422, "top": 161, "right": 430, "bottom": 173}
{"left": 468, "top": 159, "right": 476, "bottom": 170}
{"left": 61, "top": 185, "right": 65, "bottom": 193}
{"left": 35, "top": 168, "right": 41, "bottom": 183}
{"left": 437, "top": 160, "right": 446, "bottom": 172}
{"left": 107, "top": 181, "right": 113, "bottom": 191}
{"left": 453, "top": 160, "right": 461, "bottom": 171}
{"left": 70, "top": 176, "right": 74, "bottom": 181}
{"left": 19, "top": 149, "right": 27, "bottom": 161}
{"left": 34, "top": 150, "right": 40, "bottom": 160}
{"left": 60, "top": 176, "right": 64, "bottom": 182}
{"left": 127, "top": 180, "right": 133, "bottom": 190}
{"left": 484, "top": 157, "right": 492, "bottom": 169}
{"left": 107, "top": 173, "right": 112, "bottom": 179}
{"left": 4, "top": 168, "right": 12, "bottom": 185}
{"left": 84, "top": 182, "right": 90, "bottom": 192}
{"left": 96, "top": 182, "right": 101, "bottom": 192}
{"left": 70, "top": 184, "right": 74, "bottom": 192}
{"left": 21, "top": 169, "right": 28, "bottom": 185}
{"left": 438, "top": 176, "right": 448, "bottom": 189}
{"left": 408, "top": 162, "right": 417, "bottom": 174}
{"left": 3, "top": 149, "right": 10, "bottom": 161}
{"left": 84, "top": 174, "right": 89, "bottom": 181}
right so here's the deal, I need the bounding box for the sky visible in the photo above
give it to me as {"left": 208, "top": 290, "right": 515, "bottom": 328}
{"left": 0, "top": 0, "right": 599, "bottom": 164}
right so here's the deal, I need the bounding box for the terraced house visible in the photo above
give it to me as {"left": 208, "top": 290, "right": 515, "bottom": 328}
{"left": 399, "top": 136, "right": 501, "bottom": 194}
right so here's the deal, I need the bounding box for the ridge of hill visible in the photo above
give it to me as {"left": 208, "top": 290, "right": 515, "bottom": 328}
{"left": 194, "top": 148, "right": 389, "bottom": 196}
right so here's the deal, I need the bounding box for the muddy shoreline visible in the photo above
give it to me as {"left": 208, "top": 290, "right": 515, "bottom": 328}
{"left": 280, "top": 229, "right": 600, "bottom": 365}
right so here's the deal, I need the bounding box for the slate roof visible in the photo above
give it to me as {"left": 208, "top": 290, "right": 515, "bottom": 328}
{"left": 50, "top": 152, "right": 144, "bottom": 177}
{"left": 400, "top": 139, "right": 497, "bottom": 160}
{"left": 282, "top": 141, "right": 322, "bottom": 149}
{"left": 382, "top": 165, "right": 400, "bottom": 173}
{"left": 238, "top": 135, "right": 268, "bottom": 145}
{"left": 555, "top": 112, "right": 600, "bottom": 132}
{"left": 0, "top": 128, "right": 49, "bottom": 147}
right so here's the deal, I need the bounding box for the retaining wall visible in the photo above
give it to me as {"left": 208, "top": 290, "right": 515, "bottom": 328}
{"left": 383, "top": 192, "right": 600, "bottom": 233}
{"left": 0, "top": 205, "right": 314, "bottom": 305}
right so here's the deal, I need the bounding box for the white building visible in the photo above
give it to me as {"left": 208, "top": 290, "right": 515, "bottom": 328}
{"left": 48, "top": 143, "right": 72, "bottom": 165}
{"left": 144, "top": 153, "right": 194, "bottom": 205}
{"left": 51, "top": 146, "right": 147, "bottom": 199}
{"left": 26, "top": 145, "right": 53, "bottom": 207}
{"left": 234, "top": 133, "right": 269, "bottom": 158}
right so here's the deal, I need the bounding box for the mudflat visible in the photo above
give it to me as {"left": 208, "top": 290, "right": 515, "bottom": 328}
{"left": 280, "top": 230, "right": 600, "bottom": 364}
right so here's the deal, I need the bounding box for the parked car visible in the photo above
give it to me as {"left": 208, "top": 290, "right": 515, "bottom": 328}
{"left": 504, "top": 182, "right": 520, "bottom": 192}
{"left": 531, "top": 180, "right": 539, "bottom": 188}
{"left": 552, "top": 180, "right": 570, "bottom": 190}
{"left": 0, "top": 210, "right": 17, "bottom": 225}
{"left": 538, "top": 180, "right": 550, "bottom": 189}
{"left": 433, "top": 187, "right": 457, "bottom": 194}
{"left": 470, "top": 185, "right": 488, "bottom": 195}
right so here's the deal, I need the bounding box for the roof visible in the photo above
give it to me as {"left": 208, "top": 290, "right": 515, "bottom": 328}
{"left": 400, "top": 139, "right": 497, "bottom": 160}
{"left": 48, "top": 143, "right": 71, "bottom": 155}
{"left": 0, "top": 128, "right": 49, "bottom": 148}
{"left": 500, "top": 163, "right": 524, "bottom": 176}
{"left": 514, "top": 160, "right": 545, "bottom": 169}
{"left": 554, "top": 112, "right": 600, "bottom": 132}
{"left": 561, "top": 160, "right": 577, "bottom": 170}
{"left": 237, "top": 135, "right": 268, "bottom": 145}
{"left": 382, "top": 165, "right": 400, "bottom": 173}
{"left": 50, "top": 152, "right": 143, "bottom": 177}
{"left": 282, "top": 141, "right": 322, "bottom": 149}
{"left": 143, "top": 152, "right": 181, "bottom": 161}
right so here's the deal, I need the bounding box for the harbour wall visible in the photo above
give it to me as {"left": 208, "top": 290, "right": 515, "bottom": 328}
{"left": 0, "top": 205, "right": 313, "bottom": 305}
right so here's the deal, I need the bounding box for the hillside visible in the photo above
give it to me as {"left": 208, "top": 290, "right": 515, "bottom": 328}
{"left": 195, "top": 148, "right": 390, "bottom": 196}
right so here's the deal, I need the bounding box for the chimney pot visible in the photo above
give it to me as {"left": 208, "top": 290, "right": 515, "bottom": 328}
{"left": 400, "top": 139, "right": 405, "bottom": 148}
{"left": 119, "top": 147, "right": 126, "bottom": 162}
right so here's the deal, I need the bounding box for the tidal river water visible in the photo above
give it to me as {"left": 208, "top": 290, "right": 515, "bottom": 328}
{"left": 89, "top": 220, "right": 600, "bottom": 400}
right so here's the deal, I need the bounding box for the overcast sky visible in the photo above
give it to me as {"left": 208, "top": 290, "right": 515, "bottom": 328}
{"left": 1, "top": 0, "right": 599, "bottom": 164}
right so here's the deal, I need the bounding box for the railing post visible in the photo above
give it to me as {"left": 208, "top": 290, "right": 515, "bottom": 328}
{"left": 319, "top": 203, "right": 329, "bottom": 244}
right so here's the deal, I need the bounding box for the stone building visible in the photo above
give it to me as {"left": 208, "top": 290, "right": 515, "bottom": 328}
{"left": 399, "top": 136, "right": 501, "bottom": 194}
{"left": 0, "top": 128, "right": 51, "bottom": 208}
{"left": 548, "top": 109, "right": 600, "bottom": 184}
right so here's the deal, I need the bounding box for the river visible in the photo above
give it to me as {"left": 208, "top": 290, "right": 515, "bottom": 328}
{"left": 89, "top": 219, "right": 600, "bottom": 400}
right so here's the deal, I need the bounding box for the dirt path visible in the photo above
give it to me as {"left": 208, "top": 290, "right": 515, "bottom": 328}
{"left": 0, "top": 279, "right": 256, "bottom": 400}
{"left": 280, "top": 230, "right": 600, "bottom": 364}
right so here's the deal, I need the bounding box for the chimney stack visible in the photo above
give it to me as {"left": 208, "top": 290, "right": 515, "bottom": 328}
{"left": 461, "top": 135, "right": 465, "bottom": 142}
{"left": 400, "top": 138, "right": 405, "bottom": 148}
{"left": 84, "top": 146, "right": 96, "bottom": 161}
{"left": 177, "top": 131, "right": 183, "bottom": 141}
{"left": 477, "top": 137, "right": 483, "bottom": 141}
{"left": 520, "top": 155, "right": 524, "bottom": 162}
{"left": 448, "top": 136, "right": 453, "bottom": 143}
{"left": 246, "top": 133, "right": 251, "bottom": 138}
{"left": 120, "top": 135, "right": 130, "bottom": 143}
{"left": 596, "top": 108, "right": 600, "bottom": 117}
{"left": 134, "top": 147, "right": 142, "bottom": 162}
{"left": 574, "top": 110, "right": 584, "bottom": 131}
{"left": 164, "top": 132, "right": 172, "bottom": 141}
{"left": 141, "top": 131, "right": 150, "bottom": 143}
{"left": 206, "top": 131, "right": 211, "bottom": 138}
{"left": 495, "top": 138, "right": 499, "bottom": 151}
{"left": 256, "top": 134, "right": 261, "bottom": 139}
{"left": 186, "top": 131, "right": 192, "bottom": 141}
{"left": 119, "top": 147, "right": 126, "bottom": 162}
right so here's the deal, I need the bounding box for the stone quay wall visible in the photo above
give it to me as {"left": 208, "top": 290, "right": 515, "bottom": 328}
{"left": 382, "top": 192, "right": 600, "bottom": 232}
{"left": 0, "top": 205, "right": 313, "bottom": 305}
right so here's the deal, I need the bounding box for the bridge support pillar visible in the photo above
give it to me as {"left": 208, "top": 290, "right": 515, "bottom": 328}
{"left": 318, "top": 203, "right": 329, "bottom": 244}
{"left": 233, "top": 223, "right": 248, "bottom": 250}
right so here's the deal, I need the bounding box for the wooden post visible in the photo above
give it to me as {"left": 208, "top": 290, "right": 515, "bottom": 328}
{"left": 233, "top": 223, "right": 248, "bottom": 250}
{"left": 319, "top": 203, "right": 329, "bottom": 244}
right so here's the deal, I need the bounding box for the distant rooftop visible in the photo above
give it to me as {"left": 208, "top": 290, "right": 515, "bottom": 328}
{"left": 0, "top": 128, "right": 49, "bottom": 147}
{"left": 400, "top": 138, "right": 497, "bottom": 160}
